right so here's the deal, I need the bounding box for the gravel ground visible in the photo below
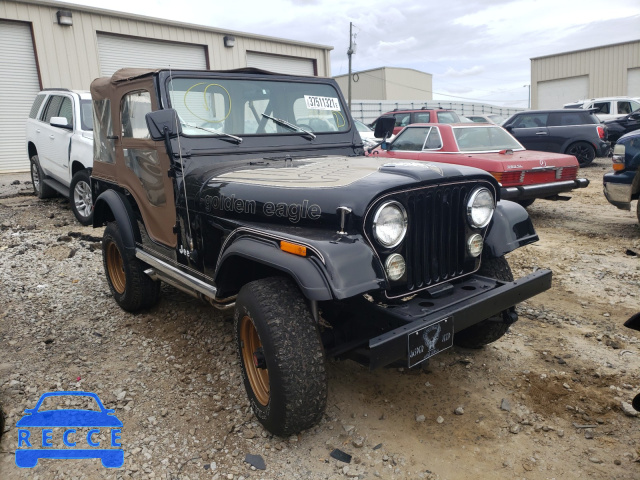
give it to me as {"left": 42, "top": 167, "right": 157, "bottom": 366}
{"left": 0, "top": 159, "right": 639, "bottom": 479}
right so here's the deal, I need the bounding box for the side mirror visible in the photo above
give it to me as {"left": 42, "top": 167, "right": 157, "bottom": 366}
{"left": 374, "top": 116, "right": 395, "bottom": 140}
{"left": 146, "top": 109, "right": 182, "bottom": 141}
{"left": 504, "top": 125, "right": 513, "bottom": 132}
{"left": 50, "top": 117, "right": 71, "bottom": 129}
{"left": 630, "top": 112, "right": 640, "bottom": 120}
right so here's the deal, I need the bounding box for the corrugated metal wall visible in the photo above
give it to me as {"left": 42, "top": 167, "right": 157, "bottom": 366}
{"left": 0, "top": 0, "right": 331, "bottom": 91}
{"left": 531, "top": 40, "right": 640, "bottom": 108}
{"left": 0, "top": 0, "right": 332, "bottom": 172}
{"left": 334, "top": 68, "right": 433, "bottom": 101}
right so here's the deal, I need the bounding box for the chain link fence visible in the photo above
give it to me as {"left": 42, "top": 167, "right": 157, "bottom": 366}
{"left": 349, "top": 100, "right": 525, "bottom": 124}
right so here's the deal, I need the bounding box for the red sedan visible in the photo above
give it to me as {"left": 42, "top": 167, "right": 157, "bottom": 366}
{"left": 370, "top": 123, "right": 589, "bottom": 206}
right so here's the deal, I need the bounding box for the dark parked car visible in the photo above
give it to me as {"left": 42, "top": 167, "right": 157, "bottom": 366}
{"left": 603, "top": 129, "right": 640, "bottom": 223}
{"left": 604, "top": 111, "right": 640, "bottom": 145}
{"left": 502, "top": 109, "right": 609, "bottom": 167}
{"left": 369, "top": 108, "right": 461, "bottom": 135}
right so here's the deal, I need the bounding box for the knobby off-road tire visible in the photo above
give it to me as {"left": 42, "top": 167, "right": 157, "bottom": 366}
{"left": 102, "top": 222, "right": 160, "bottom": 312}
{"left": 453, "top": 255, "right": 515, "bottom": 349}
{"left": 566, "top": 141, "right": 596, "bottom": 167}
{"left": 70, "top": 169, "right": 93, "bottom": 226}
{"left": 235, "top": 277, "right": 327, "bottom": 436}
{"left": 30, "top": 154, "right": 55, "bottom": 199}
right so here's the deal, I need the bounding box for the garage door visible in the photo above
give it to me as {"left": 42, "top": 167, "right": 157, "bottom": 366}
{"left": 97, "top": 34, "right": 207, "bottom": 76}
{"left": 628, "top": 68, "right": 640, "bottom": 97}
{"left": 246, "top": 52, "right": 315, "bottom": 76}
{"left": 537, "top": 76, "right": 589, "bottom": 109}
{"left": 0, "top": 21, "right": 41, "bottom": 173}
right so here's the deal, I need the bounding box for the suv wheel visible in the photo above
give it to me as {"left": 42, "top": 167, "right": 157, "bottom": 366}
{"left": 565, "top": 141, "right": 595, "bottom": 167}
{"left": 453, "top": 256, "right": 515, "bottom": 348}
{"left": 70, "top": 170, "right": 93, "bottom": 226}
{"left": 30, "top": 154, "right": 55, "bottom": 199}
{"left": 234, "top": 277, "right": 327, "bottom": 436}
{"left": 102, "top": 222, "right": 160, "bottom": 312}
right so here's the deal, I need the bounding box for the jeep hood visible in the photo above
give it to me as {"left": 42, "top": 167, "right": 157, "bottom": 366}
{"left": 190, "top": 155, "right": 494, "bottom": 225}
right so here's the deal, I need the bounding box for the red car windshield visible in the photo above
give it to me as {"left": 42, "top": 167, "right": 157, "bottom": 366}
{"left": 453, "top": 126, "right": 524, "bottom": 152}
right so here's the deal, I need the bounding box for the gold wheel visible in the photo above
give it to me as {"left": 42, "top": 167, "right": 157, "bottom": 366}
{"left": 106, "top": 241, "right": 126, "bottom": 295}
{"left": 240, "top": 315, "right": 270, "bottom": 406}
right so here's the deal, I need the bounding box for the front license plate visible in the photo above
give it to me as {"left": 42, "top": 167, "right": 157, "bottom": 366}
{"left": 407, "top": 316, "right": 454, "bottom": 368}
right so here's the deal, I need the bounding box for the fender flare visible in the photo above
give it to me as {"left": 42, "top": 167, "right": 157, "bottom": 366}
{"left": 214, "top": 236, "right": 333, "bottom": 301}
{"left": 484, "top": 200, "right": 539, "bottom": 258}
{"left": 92, "top": 190, "right": 141, "bottom": 254}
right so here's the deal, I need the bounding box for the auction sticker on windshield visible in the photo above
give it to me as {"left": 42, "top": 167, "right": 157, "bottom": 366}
{"left": 304, "top": 95, "right": 341, "bottom": 111}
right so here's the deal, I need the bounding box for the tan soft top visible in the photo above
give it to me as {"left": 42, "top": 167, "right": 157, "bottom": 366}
{"left": 90, "top": 68, "right": 159, "bottom": 100}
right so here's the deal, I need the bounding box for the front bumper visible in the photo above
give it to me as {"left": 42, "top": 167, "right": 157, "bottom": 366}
{"left": 501, "top": 178, "right": 589, "bottom": 201}
{"left": 360, "top": 269, "right": 552, "bottom": 369}
{"left": 603, "top": 170, "right": 635, "bottom": 209}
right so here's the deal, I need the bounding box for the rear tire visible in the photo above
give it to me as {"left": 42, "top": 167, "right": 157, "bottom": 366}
{"left": 454, "top": 256, "right": 514, "bottom": 348}
{"left": 234, "top": 277, "right": 327, "bottom": 436}
{"left": 565, "top": 141, "right": 595, "bottom": 167}
{"left": 70, "top": 169, "right": 93, "bottom": 226}
{"left": 30, "top": 154, "right": 55, "bottom": 199}
{"left": 102, "top": 222, "right": 160, "bottom": 312}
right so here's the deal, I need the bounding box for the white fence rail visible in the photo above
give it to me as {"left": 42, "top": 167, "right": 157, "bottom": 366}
{"left": 349, "top": 100, "right": 525, "bottom": 124}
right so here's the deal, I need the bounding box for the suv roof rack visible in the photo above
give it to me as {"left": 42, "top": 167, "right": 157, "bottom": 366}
{"left": 41, "top": 88, "right": 71, "bottom": 92}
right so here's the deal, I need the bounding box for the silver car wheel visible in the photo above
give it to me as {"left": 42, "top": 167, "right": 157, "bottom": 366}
{"left": 73, "top": 180, "right": 93, "bottom": 218}
{"left": 31, "top": 161, "right": 40, "bottom": 193}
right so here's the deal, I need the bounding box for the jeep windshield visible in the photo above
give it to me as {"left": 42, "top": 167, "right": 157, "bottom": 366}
{"left": 167, "top": 77, "right": 349, "bottom": 137}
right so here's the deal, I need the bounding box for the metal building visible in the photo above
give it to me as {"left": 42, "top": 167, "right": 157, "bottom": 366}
{"left": 333, "top": 67, "right": 433, "bottom": 101}
{"left": 531, "top": 39, "right": 640, "bottom": 109}
{"left": 0, "top": 0, "right": 333, "bottom": 173}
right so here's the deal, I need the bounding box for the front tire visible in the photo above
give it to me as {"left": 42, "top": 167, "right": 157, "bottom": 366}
{"left": 30, "top": 154, "right": 55, "bottom": 199}
{"left": 234, "top": 277, "right": 327, "bottom": 436}
{"left": 102, "top": 222, "right": 160, "bottom": 312}
{"left": 454, "top": 256, "right": 515, "bottom": 348}
{"left": 565, "top": 141, "right": 595, "bottom": 167}
{"left": 70, "top": 169, "right": 93, "bottom": 225}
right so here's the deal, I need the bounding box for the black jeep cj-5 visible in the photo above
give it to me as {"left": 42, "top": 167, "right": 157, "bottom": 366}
{"left": 89, "top": 68, "right": 551, "bottom": 435}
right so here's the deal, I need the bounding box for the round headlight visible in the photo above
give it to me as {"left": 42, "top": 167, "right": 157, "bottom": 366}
{"left": 373, "top": 201, "right": 408, "bottom": 248}
{"left": 467, "top": 233, "right": 484, "bottom": 257}
{"left": 385, "top": 253, "right": 406, "bottom": 281}
{"left": 467, "top": 188, "right": 495, "bottom": 228}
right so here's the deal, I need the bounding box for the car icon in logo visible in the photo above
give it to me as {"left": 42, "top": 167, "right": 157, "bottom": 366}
{"left": 15, "top": 391, "right": 123, "bottom": 468}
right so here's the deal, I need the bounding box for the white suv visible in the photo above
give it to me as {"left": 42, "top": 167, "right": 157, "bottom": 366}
{"left": 26, "top": 89, "right": 94, "bottom": 225}
{"left": 563, "top": 97, "right": 640, "bottom": 122}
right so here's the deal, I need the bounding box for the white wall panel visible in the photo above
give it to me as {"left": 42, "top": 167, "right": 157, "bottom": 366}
{"left": 0, "top": 20, "right": 40, "bottom": 173}
{"left": 628, "top": 68, "right": 640, "bottom": 97}
{"left": 246, "top": 52, "right": 314, "bottom": 76}
{"left": 537, "top": 76, "right": 589, "bottom": 109}
{"left": 97, "top": 34, "right": 207, "bottom": 76}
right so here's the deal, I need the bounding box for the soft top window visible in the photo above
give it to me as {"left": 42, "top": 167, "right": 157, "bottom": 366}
{"left": 166, "top": 77, "right": 349, "bottom": 136}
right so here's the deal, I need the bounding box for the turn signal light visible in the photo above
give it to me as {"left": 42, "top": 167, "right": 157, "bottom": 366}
{"left": 280, "top": 241, "right": 307, "bottom": 257}
{"left": 612, "top": 144, "right": 625, "bottom": 171}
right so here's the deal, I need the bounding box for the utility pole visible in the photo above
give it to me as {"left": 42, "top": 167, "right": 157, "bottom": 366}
{"left": 347, "top": 22, "right": 354, "bottom": 111}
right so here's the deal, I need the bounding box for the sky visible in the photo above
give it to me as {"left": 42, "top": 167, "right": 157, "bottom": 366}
{"left": 63, "top": 0, "right": 640, "bottom": 108}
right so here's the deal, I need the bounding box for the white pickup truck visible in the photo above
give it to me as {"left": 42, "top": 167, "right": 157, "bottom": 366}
{"left": 26, "top": 89, "right": 94, "bottom": 225}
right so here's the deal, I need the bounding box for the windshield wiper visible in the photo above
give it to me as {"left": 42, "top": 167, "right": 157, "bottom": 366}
{"left": 183, "top": 123, "right": 242, "bottom": 144}
{"left": 261, "top": 113, "right": 316, "bottom": 140}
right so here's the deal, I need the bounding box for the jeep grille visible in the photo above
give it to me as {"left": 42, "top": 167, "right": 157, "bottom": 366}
{"left": 369, "top": 180, "right": 494, "bottom": 299}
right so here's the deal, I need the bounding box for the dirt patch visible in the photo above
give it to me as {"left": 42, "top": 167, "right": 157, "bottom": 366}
{"left": 1, "top": 161, "right": 639, "bottom": 479}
